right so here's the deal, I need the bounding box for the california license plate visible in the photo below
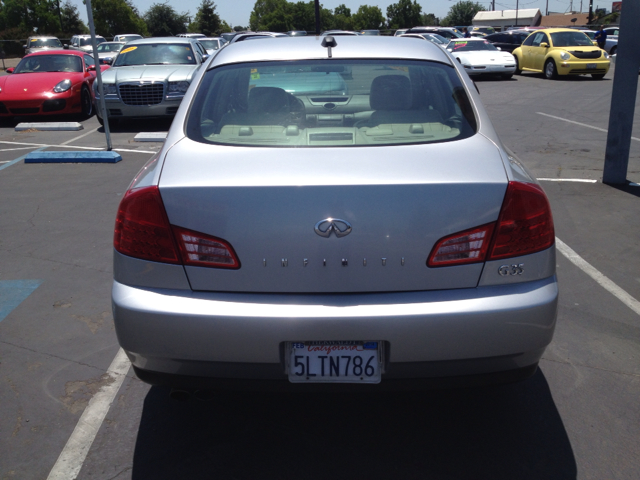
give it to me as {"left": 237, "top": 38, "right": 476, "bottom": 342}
{"left": 287, "top": 341, "right": 381, "bottom": 383}
{"left": 587, "top": 63, "right": 597, "bottom": 69}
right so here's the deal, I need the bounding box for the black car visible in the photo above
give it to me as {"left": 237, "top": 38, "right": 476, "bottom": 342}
{"left": 484, "top": 30, "right": 530, "bottom": 53}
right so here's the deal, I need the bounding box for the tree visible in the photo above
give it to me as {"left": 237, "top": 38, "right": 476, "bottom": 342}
{"left": 144, "top": 2, "right": 189, "bottom": 36}
{"left": 420, "top": 13, "right": 439, "bottom": 26}
{"left": 90, "top": 0, "right": 148, "bottom": 37}
{"left": 386, "top": 0, "right": 422, "bottom": 29}
{"left": 441, "top": 1, "right": 485, "bottom": 27}
{"left": 0, "top": 0, "right": 61, "bottom": 36}
{"left": 188, "top": 0, "right": 222, "bottom": 36}
{"left": 289, "top": 1, "right": 315, "bottom": 31}
{"left": 60, "top": 0, "right": 88, "bottom": 34}
{"left": 352, "top": 5, "right": 385, "bottom": 30}
{"left": 333, "top": 4, "right": 353, "bottom": 30}
{"left": 249, "top": 0, "right": 291, "bottom": 31}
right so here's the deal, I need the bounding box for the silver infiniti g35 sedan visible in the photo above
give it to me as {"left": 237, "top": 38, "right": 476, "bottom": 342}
{"left": 112, "top": 36, "right": 558, "bottom": 390}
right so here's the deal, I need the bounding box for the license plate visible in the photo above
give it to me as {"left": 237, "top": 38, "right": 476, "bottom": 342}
{"left": 287, "top": 341, "right": 381, "bottom": 384}
{"left": 587, "top": 63, "right": 597, "bottom": 69}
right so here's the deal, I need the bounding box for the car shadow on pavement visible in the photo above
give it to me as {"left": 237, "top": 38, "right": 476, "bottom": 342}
{"left": 98, "top": 118, "right": 173, "bottom": 134}
{"left": 131, "top": 369, "right": 576, "bottom": 479}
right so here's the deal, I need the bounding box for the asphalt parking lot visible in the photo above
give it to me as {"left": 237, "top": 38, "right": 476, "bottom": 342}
{"left": 1, "top": 65, "right": 639, "bottom": 480}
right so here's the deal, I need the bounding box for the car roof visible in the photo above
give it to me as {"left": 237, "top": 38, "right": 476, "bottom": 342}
{"left": 449, "top": 38, "right": 486, "bottom": 42}
{"left": 210, "top": 36, "right": 452, "bottom": 67}
{"left": 28, "top": 36, "right": 59, "bottom": 39}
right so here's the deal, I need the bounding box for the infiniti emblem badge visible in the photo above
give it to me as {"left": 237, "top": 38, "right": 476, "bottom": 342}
{"left": 314, "top": 218, "right": 352, "bottom": 238}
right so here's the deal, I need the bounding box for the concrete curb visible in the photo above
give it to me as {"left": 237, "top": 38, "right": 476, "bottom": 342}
{"left": 16, "top": 122, "right": 84, "bottom": 132}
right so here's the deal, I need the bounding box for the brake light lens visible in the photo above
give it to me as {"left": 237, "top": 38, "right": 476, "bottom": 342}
{"left": 488, "top": 181, "right": 554, "bottom": 260}
{"left": 427, "top": 181, "right": 554, "bottom": 267}
{"left": 172, "top": 226, "right": 240, "bottom": 269}
{"left": 428, "top": 223, "right": 495, "bottom": 267}
{"left": 114, "top": 186, "right": 241, "bottom": 268}
{"left": 114, "top": 186, "right": 180, "bottom": 264}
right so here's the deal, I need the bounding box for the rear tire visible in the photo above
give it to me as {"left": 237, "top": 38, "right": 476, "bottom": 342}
{"left": 610, "top": 46, "right": 617, "bottom": 56}
{"left": 80, "top": 87, "right": 93, "bottom": 118}
{"left": 97, "top": 114, "right": 104, "bottom": 126}
{"left": 592, "top": 73, "right": 605, "bottom": 80}
{"left": 544, "top": 59, "right": 558, "bottom": 80}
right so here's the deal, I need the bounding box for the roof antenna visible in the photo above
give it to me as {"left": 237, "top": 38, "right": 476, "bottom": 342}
{"left": 321, "top": 36, "right": 337, "bottom": 58}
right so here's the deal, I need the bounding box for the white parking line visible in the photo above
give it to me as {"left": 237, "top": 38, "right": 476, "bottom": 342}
{"left": 0, "top": 140, "right": 157, "bottom": 155}
{"left": 0, "top": 146, "right": 42, "bottom": 152}
{"left": 538, "top": 178, "right": 598, "bottom": 183}
{"left": 556, "top": 237, "right": 640, "bottom": 316}
{"left": 47, "top": 348, "right": 131, "bottom": 480}
{"left": 61, "top": 127, "right": 100, "bottom": 145}
{"left": 537, "top": 112, "right": 640, "bottom": 142}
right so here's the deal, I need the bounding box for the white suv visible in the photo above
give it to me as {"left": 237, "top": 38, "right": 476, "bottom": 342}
{"left": 68, "top": 34, "right": 107, "bottom": 53}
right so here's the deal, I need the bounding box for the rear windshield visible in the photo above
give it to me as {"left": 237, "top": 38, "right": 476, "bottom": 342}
{"left": 187, "top": 59, "right": 477, "bottom": 147}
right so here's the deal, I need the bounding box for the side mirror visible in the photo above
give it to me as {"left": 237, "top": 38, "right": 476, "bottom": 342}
{"left": 496, "top": 47, "right": 501, "bottom": 50}
{"left": 540, "top": 42, "right": 549, "bottom": 48}
{"left": 201, "top": 54, "right": 210, "bottom": 62}
{"left": 6, "top": 67, "right": 14, "bottom": 73}
{"left": 87, "top": 65, "right": 96, "bottom": 71}
{"left": 63, "top": 44, "right": 69, "bottom": 49}
{"left": 23, "top": 45, "right": 27, "bottom": 49}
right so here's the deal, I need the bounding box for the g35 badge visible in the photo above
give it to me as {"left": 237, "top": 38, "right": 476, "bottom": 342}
{"left": 499, "top": 264, "right": 524, "bottom": 276}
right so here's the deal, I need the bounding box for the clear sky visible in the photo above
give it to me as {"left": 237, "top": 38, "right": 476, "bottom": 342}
{"left": 72, "top": 0, "right": 583, "bottom": 32}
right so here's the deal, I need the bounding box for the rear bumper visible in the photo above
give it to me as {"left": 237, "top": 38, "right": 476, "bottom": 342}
{"left": 465, "top": 64, "right": 516, "bottom": 76}
{"left": 113, "top": 275, "right": 558, "bottom": 386}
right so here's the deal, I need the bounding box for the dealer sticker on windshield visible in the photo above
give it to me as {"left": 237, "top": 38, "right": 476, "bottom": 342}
{"left": 287, "top": 341, "right": 381, "bottom": 384}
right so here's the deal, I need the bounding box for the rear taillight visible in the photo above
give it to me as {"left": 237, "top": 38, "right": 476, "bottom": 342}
{"left": 428, "top": 223, "right": 495, "bottom": 267}
{"left": 114, "top": 186, "right": 181, "bottom": 264}
{"left": 114, "top": 186, "right": 240, "bottom": 268}
{"left": 488, "top": 181, "right": 554, "bottom": 260}
{"left": 172, "top": 226, "right": 240, "bottom": 269}
{"left": 428, "top": 181, "right": 554, "bottom": 267}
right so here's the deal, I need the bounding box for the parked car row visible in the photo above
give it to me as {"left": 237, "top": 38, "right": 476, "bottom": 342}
{"left": 3, "top": 27, "right": 614, "bottom": 124}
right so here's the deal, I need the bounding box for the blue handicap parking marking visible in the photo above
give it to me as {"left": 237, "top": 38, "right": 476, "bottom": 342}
{"left": 0, "top": 280, "right": 42, "bottom": 322}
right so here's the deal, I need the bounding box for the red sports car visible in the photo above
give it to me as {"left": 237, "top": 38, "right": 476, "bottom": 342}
{"left": 0, "top": 50, "right": 109, "bottom": 119}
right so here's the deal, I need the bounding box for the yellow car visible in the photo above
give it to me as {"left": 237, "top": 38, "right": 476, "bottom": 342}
{"left": 512, "top": 28, "right": 610, "bottom": 80}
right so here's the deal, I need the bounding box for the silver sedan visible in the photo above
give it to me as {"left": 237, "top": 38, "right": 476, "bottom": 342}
{"left": 112, "top": 36, "right": 558, "bottom": 390}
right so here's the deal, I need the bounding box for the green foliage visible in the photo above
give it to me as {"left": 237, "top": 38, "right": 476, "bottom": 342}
{"left": 188, "top": 0, "right": 222, "bottom": 36}
{"left": 352, "top": 5, "right": 385, "bottom": 30}
{"left": 90, "top": 0, "right": 148, "bottom": 37}
{"left": 441, "top": 1, "right": 485, "bottom": 27}
{"left": 0, "top": 0, "right": 61, "bottom": 36}
{"left": 144, "top": 2, "right": 189, "bottom": 36}
{"left": 60, "top": 0, "right": 89, "bottom": 34}
{"left": 386, "top": 0, "right": 422, "bottom": 29}
{"left": 420, "top": 13, "right": 439, "bottom": 26}
{"left": 249, "top": 0, "right": 291, "bottom": 31}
